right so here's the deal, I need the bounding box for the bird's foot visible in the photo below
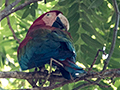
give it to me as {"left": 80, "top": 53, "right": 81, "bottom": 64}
{"left": 34, "top": 67, "right": 38, "bottom": 72}
{"left": 39, "top": 66, "right": 46, "bottom": 72}
{"left": 52, "top": 68, "right": 61, "bottom": 75}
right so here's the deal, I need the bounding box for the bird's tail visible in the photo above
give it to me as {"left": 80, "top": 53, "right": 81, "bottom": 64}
{"left": 55, "top": 58, "right": 86, "bottom": 80}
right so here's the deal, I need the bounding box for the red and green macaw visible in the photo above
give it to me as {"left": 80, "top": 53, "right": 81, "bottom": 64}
{"left": 17, "top": 10, "right": 86, "bottom": 80}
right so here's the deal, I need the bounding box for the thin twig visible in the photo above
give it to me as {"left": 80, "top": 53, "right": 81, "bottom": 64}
{"left": 73, "top": 79, "right": 110, "bottom": 90}
{"left": 5, "top": 0, "right": 20, "bottom": 43}
{"left": 102, "top": 0, "right": 120, "bottom": 71}
{"left": 0, "top": 0, "right": 42, "bottom": 21}
{"left": 6, "top": 16, "right": 21, "bottom": 43}
{"left": 88, "top": 49, "right": 106, "bottom": 73}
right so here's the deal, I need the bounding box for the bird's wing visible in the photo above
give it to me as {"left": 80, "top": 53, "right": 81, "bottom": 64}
{"left": 17, "top": 26, "right": 75, "bottom": 70}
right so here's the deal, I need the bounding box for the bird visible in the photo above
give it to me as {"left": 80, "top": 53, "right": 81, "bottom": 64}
{"left": 17, "top": 10, "right": 86, "bottom": 80}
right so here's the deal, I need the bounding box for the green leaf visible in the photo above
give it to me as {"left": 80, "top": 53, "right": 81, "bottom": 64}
{"left": 81, "top": 12, "right": 91, "bottom": 24}
{"left": 81, "top": 45, "right": 97, "bottom": 58}
{"left": 10, "top": 66, "right": 19, "bottom": 71}
{"left": 20, "top": 0, "right": 25, "bottom": 4}
{"left": 1, "top": 16, "right": 7, "bottom": 27}
{"left": 68, "top": 12, "right": 80, "bottom": 26}
{"left": 8, "top": 62, "right": 16, "bottom": 68}
{"left": 104, "top": 23, "right": 110, "bottom": 30}
{"left": 24, "top": 5, "right": 30, "bottom": 9}
{"left": 88, "top": 0, "right": 104, "bottom": 9}
{"left": 74, "top": 44, "right": 79, "bottom": 52}
{"left": 0, "top": 39, "right": 14, "bottom": 46}
{"left": 112, "top": 48, "right": 120, "bottom": 58}
{"left": 30, "top": 5, "right": 36, "bottom": 17}
{"left": 81, "top": 22, "right": 94, "bottom": 34}
{"left": 108, "top": 59, "right": 120, "bottom": 68}
{"left": 107, "top": 0, "right": 113, "bottom": 5}
{"left": 18, "top": 22, "right": 27, "bottom": 29}
{"left": 58, "top": 0, "right": 68, "bottom": 6}
{"left": 111, "top": 12, "right": 116, "bottom": 23}
{"left": 69, "top": 23, "right": 79, "bottom": 36}
{"left": 117, "top": 86, "right": 120, "bottom": 90}
{"left": 73, "top": 33, "right": 79, "bottom": 43}
{"left": 22, "top": 8, "right": 30, "bottom": 19}
{"left": 114, "top": 78, "right": 120, "bottom": 87}
{"left": 74, "top": 81, "right": 100, "bottom": 90}
{"left": 54, "top": 87, "right": 60, "bottom": 90}
{"left": 81, "top": 22, "right": 106, "bottom": 44}
{"left": 58, "top": 7, "right": 68, "bottom": 16}
{"left": 62, "top": 84, "right": 69, "bottom": 90}
{"left": 0, "top": 47, "right": 6, "bottom": 68}
{"left": 80, "top": 3, "right": 92, "bottom": 15}
{"left": 100, "top": 81, "right": 113, "bottom": 90}
{"left": 68, "top": 3, "right": 79, "bottom": 17}
{"left": 81, "top": 33, "right": 102, "bottom": 48}
{"left": 73, "top": 82, "right": 85, "bottom": 89}
{"left": 33, "top": 2, "right": 38, "bottom": 9}
{"left": 46, "top": 0, "right": 54, "bottom": 3}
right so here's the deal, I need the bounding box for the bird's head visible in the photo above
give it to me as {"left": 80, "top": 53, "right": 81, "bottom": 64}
{"left": 29, "top": 10, "right": 69, "bottom": 31}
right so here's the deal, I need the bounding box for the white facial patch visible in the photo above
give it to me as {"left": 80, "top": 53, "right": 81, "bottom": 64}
{"left": 42, "top": 12, "right": 57, "bottom": 27}
{"left": 58, "top": 13, "right": 69, "bottom": 31}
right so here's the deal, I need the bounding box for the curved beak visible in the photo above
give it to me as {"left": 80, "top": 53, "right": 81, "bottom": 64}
{"left": 52, "top": 13, "right": 69, "bottom": 31}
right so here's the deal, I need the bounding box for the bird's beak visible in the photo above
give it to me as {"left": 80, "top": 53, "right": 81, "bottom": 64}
{"left": 52, "top": 13, "right": 69, "bottom": 31}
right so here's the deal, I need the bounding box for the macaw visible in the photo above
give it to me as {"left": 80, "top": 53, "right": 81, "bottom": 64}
{"left": 17, "top": 10, "right": 86, "bottom": 80}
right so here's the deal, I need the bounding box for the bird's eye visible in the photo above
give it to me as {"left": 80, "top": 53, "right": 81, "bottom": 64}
{"left": 46, "top": 13, "right": 50, "bottom": 16}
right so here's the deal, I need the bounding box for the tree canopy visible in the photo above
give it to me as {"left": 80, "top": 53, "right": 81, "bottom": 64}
{"left": 0, "top": 0, "right": 120, "bottom": 90}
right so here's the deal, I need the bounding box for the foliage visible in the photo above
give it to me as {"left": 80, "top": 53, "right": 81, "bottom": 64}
{"left": 0, "top": 0, "right": 120, "bottom": 89}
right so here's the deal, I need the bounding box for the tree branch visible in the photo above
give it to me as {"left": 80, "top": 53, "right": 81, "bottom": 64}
{"left": 102, "top": 0, "right": 120, "bottom": 71}
{"left": 0, "top": 69, "right": 120, "bottom": 90}
{"left": 0, "top": 0, "right": 42, "bottom": 21}
{"left": 0, "top": 71, "right": 64, "bottom": 82}
{"left": 0, "top": 0, "right": 21, "bottom": 21}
